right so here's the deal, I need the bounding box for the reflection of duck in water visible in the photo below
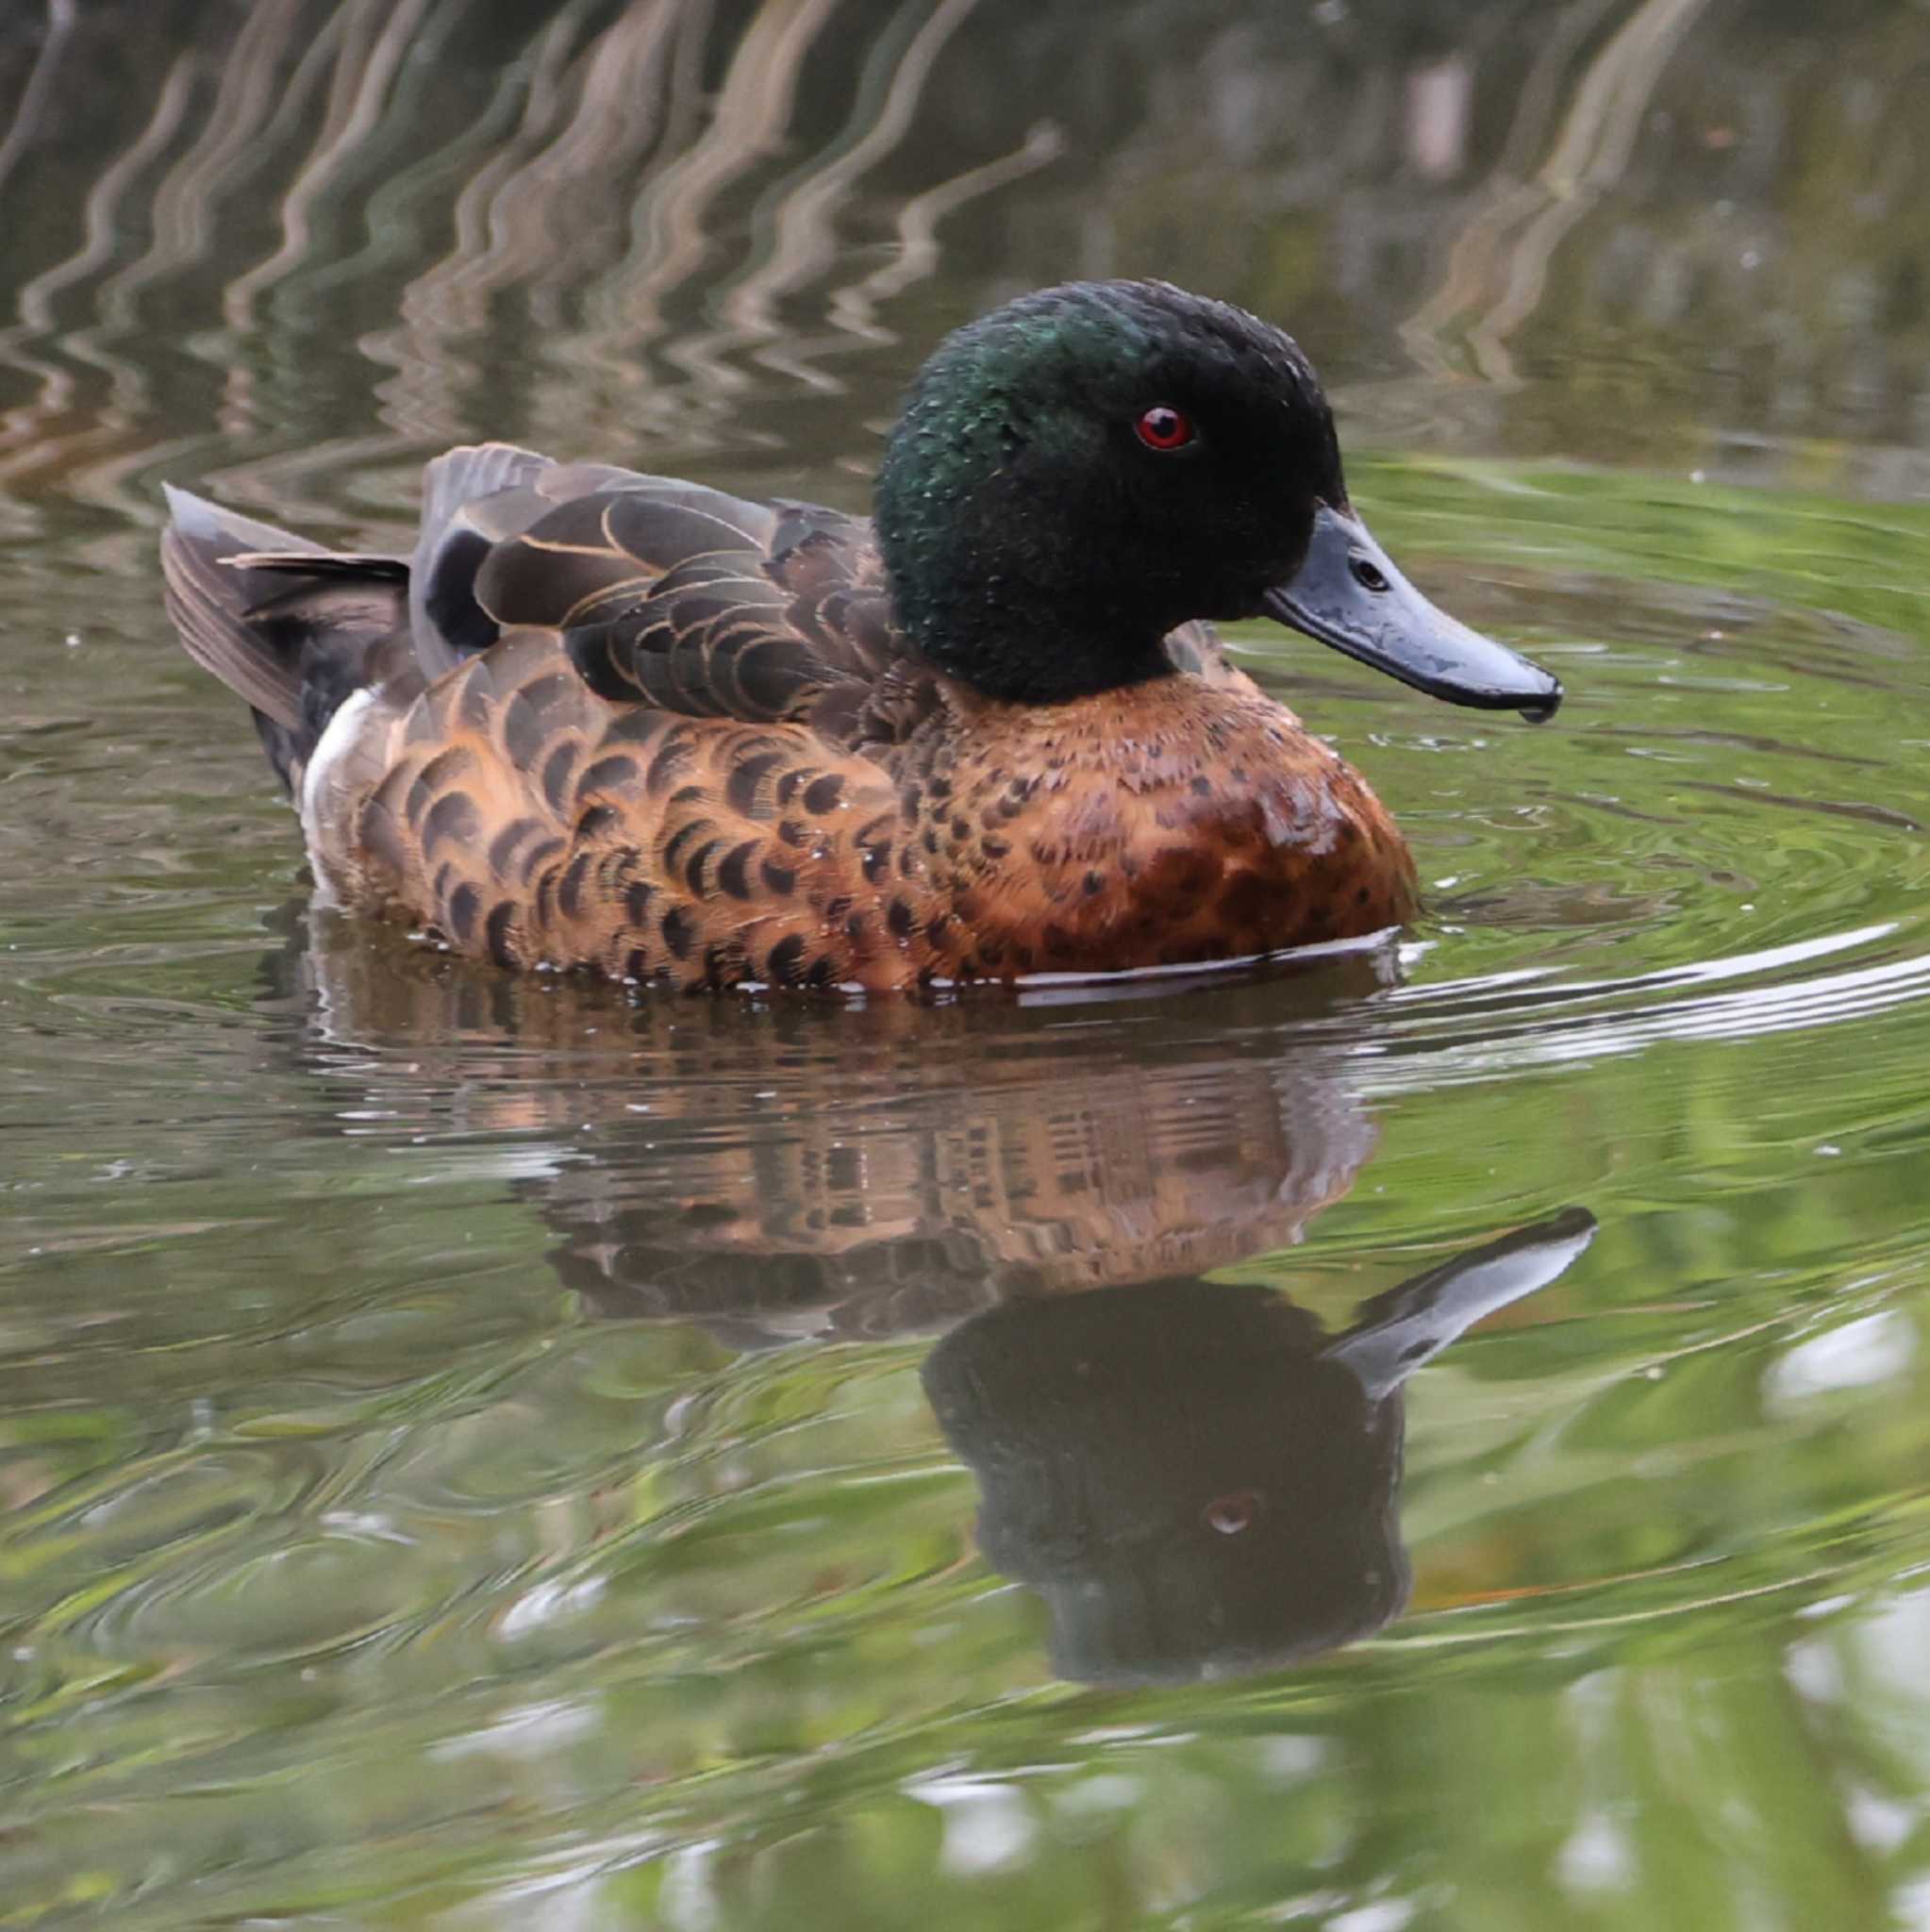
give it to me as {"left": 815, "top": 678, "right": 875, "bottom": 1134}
{"left": 284, "top": 910, "right": 1391, "bottom": 1336}
{"left": 165, "top": 280, "right": 1558, "bottom": 991}
{"left": 923, "top": 1210, "right": 1595, "bottom": 1684}
{"left": 279, "top": 919, "right": 1592, "bottom": 1680}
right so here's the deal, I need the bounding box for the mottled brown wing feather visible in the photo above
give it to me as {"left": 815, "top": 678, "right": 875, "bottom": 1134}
{"left": 406, "top": 445, "right": 941, "bottom": 753}
{"left": 552, "top": 495, "right": 931, "bottom": 742}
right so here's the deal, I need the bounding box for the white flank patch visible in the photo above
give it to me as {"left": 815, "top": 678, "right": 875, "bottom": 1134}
{"left": 299, "top": 686, "right": 378, "bottom": 853}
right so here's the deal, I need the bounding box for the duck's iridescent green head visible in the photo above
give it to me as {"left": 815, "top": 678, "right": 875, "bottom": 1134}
{"left": 873, "top": 279, "right": 1559, "bottom": 719}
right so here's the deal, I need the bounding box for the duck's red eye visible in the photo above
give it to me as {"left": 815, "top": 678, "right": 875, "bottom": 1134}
{"left": 1134, "top": 404, "right": 1195, "bottom": 452}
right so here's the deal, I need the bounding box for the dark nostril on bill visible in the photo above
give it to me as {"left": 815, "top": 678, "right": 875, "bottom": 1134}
{"left": 1349, "top": 553, "right": 1390, "bottom": 592}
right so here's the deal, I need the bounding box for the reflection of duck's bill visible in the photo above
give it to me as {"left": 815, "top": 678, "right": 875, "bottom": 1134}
{"left": 1262, "top": 505, "right": 1563, "bottom": 721}
{"left": 1324, "top": 1205, "right": 1597, "bottom": 1400}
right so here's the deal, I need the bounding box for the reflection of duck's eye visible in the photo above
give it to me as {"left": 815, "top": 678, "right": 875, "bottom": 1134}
{"left": 1201, "top": 1489, "right": 1266, "bottom": 1536}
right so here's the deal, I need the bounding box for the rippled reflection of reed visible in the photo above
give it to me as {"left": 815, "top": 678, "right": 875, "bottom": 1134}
{"left": 0, "top": 0, "right": 1926, "bottom": 532}
{"left": 0, "top": 0, "right": 1069, "bottom": 526}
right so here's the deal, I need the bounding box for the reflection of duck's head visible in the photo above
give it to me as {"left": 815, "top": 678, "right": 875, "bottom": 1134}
{"left": 925, "top": 1279, "right": 1406, "bottom": 1681}
{"left": 922, "top": 1209, "right": 1595, "bottom": 1685}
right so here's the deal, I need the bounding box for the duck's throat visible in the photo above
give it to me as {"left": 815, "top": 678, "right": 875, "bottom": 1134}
{"left": 891, "top": 577, "right": 1181, "bottom": 705}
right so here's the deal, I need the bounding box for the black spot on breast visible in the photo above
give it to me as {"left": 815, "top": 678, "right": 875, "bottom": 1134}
{"left": 487, "top": 817, "right": 542, "bottom": 877}
{"left": 823, "top": 896, "right": 851, "bottom": 923}
{"left": 557, "top": 851, "right": 594, "bottom": 920}
{"left": 775, "top": 769, "right": 807, "bottom": 807}
{"left": 683, "top": 837, "right": 724, "bottom": 894}
{"left": 844, "top": 910, "right": 866, "bottom": 941}
{"left": 534, "top": 866, "right": 557, "bottom": 929}
{"left": 446, "top": 882, "right": 479, "bottom": 943}
{"left": 861, "top": 842, "right": 890, "bottom": 883}
{"left": 625, "top": 878, "right": 655, "bottom": 924}
{"left": 950, "top": 816, "right": 970, "bottom": 841}
{"left": 777, "top": 820, "right": 807, "bottom": 848}
{"left": 661, "top": 819, "right": 712, "bottom": 873}
{"left": 725, "top": 751, "right": 787, "bottom": 818}
{"left": 661, "top": 907, "right": 695, "bottom": 958}
{"left": 485, "top": 902, "right": 517, "bottom": 969}
{"left": 803, "top": 773, "right": 844, "bottom": 814}
{"left": 1083, "top": 871, "right": 1105, "bottom": 896}
{"left": 760, "top": 859, "right": 797, "bottom": 896}
{"left": 422, "top": 791, "right": 480, "bottom": 856}
{"left": 406, "top": 750, "right": 471, "bottom": 829}
{"left": 805, "top": 954, "right": 838, "bottom": 991}
{"left": 926, "top": 913, "right": 951, "bottom": 950}
{"left": 645, "top": 733, "right": 695, "bottom": 795}
{"left": 899, "top": 781, "right": 923, "bottom": 819}
{"left": 624, "top": 945, "right": 649, "bottom": 980}
{"left": 577, "top": 755, "right": 639, "bottom": 801}
{"left": 521, "top": 835, "right": 565, "bottom": 884}
{"left": 921, "top": 826, "right": 939, "bottom": 855}
{"left": 500, "top": 695, "right": 544, "bottom": 769}
{"left": 1190, "top": 774, "right": 1213, "bottom": 796}
{"left": 717, "top": 841, "right": 759, "bottom": 900}
{"left": 982, "top": 836, "right": 1009, "bottom": 861}
{"left": 767, "top": 934, "right": 807, "bottom": 985}
{"left": 541, "top": 743, "right": 579, "bottom": 815}
{"left": 888, "top": 899, "right": 915, "bottom": 939}
{"left": 575, "top": 804, "right": 618, "bottom": 841}
{"left": 927, "top": 774, "right": 953, "bottom": 802}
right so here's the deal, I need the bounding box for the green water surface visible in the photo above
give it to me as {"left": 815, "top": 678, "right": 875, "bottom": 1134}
{"left": 3, "top": 3, "right": 1930, "bottom": 1926}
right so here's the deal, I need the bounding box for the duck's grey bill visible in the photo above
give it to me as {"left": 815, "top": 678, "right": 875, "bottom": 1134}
{"left": 1323, "top": 1206, "right": 1596, "bottom": 1400}
{"left": 1262, "top": 505, "right": 1562, "bottom": 722}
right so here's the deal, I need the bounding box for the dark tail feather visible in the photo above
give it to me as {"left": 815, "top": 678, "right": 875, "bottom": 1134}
{"left": 159, "top": 485, "right": 328, "bottom": 726}
{"left": 160, "top": 485, "right": 412, "bottom": 793}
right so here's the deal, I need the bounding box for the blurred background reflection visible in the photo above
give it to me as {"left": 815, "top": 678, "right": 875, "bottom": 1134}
{"left": 6, "top": 3, "right": 1930, "bottom": 1927}
{"left": 3, "top": 0, "right": 1928, "bottom": 542}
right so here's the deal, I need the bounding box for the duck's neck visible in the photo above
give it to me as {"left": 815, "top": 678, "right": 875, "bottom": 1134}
{"left": 890, "top": 569, "right": 1178, "bottom": 705}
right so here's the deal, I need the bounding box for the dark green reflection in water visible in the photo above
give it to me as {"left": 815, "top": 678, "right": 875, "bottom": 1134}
{"left": 4, "top": 0, "right": 1930, "bottom": 1925}
{"left": 925, "top": 1212, "right": 1595, "bottom": 1686}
